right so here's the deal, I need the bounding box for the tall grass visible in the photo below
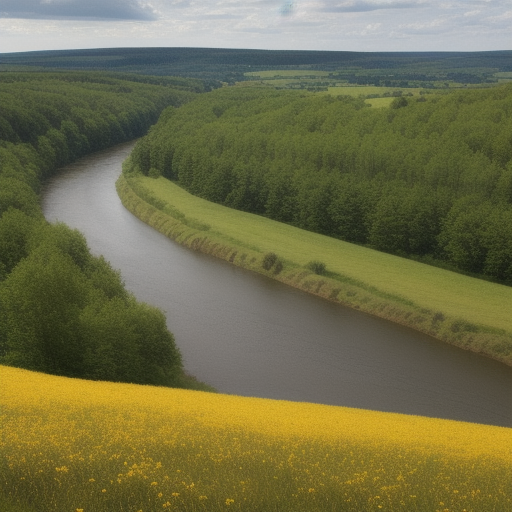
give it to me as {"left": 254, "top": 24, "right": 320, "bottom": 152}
{"left": 1, "top": 365, "right": 511, "bottom": 512}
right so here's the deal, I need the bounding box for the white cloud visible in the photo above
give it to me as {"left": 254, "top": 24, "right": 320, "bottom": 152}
{"left": 319, "top": 0, "right": 426, "bottom": 13}
{"left": 0, "top": 0, "right": 157, "bottom": 21}
{"left": 0, "top": 0, "right": 510, "bottom": 52}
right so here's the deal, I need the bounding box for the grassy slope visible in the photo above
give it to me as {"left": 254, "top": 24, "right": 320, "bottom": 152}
{"left": 139, "top": 176, "right": 511, "bottom": 331}
{"left": 1, "top": 365, "right": 511, "bottom": 511}
{"left": 116, "top": 173, "right": 512, "bottom": 365}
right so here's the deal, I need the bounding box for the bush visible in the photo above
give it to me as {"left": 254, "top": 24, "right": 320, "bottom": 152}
{"left": 148, "top": 167, "right": 162, "bottom": 179}
{"left": 262, "top": 252, "right": 278, "bottom": 270}
{"left": 306, "top": 260, "right": 326, "bottom": 275}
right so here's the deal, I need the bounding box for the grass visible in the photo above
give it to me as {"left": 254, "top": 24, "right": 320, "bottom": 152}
{"left": 1, "top": 365, "right": 511, "bottom": 512}
{"left": 363, "top": 97, "right": 396, "bottom": 108}
{"left": 239, "top": 72, "right": 428, "bottom": 107}
{"left": 244, "top": 70, "right": 332, "bottom": 78}
{"left": 130, "top": 175, "right": 511, "bottom": 333}
{"left": 116, "top": 172, "right": 512, "bottom": 365}
{"left": 327, "top": 85, "right": 423, "bottom": 96}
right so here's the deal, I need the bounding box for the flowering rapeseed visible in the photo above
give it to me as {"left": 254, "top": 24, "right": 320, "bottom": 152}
{"left": 1, "top": 365, "right": 510, "bottom": 511}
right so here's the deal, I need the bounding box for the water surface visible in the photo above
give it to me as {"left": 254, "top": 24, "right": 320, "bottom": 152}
{"left": 42, "top": 142, "right": 512, "bottom": 427}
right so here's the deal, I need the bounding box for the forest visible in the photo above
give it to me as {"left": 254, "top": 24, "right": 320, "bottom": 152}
{"left": 2, "top": 47, "right": 511, "bottom": 86}
{"left": 0, "top": 71, "right": 207, "bottom": 388}
{"left": 1, "top": 55, "right": 511, "bottom": 388}
{"left": 130, "top": 85, "right": 512, "bottom": 285}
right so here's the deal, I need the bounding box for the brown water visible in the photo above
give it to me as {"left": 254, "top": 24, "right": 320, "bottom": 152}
{"left": 42, "top": 142, "right": 512, "bottom": 427}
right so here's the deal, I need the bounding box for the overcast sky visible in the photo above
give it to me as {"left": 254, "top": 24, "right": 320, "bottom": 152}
{"left": 0, "top": 0, "right": 510, "bottom": 54}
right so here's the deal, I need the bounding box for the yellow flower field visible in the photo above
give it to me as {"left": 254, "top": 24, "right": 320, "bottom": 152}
{"left": 1, "top": 365, "right": 511, "bottom": 512}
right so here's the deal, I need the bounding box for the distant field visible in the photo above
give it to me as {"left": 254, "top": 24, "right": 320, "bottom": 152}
{"left": 245, "top": 69, "right": 331, "bottom": 78}
{"left": 327, "top": 85, "right": 423, "bottom": 96}
{"left": 2, "top": 365, "right": 511, "bottom": 512}
{"left": 244, "top": 78, "right": 328, "bottom": 87}
{"left": 494, "top": 71, "right": 512, "bottom": 78}
{"left": 364, "top": 96, "right": 395, "bottom": 108}
{"left": 239, "top": 75, "right": 426, "bottom": 104}
{"left": 135, "top": 176, "right": 512, "bottom": 334}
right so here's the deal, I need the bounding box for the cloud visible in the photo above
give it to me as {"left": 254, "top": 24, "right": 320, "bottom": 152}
{"left": 1, "top": 0, "right": 510, "bottom": 52}
{"left": 320, "top": 0, "right": 425, "bottom": 13}
{"left": 0, "top": 0, "right": 158, "bottom": 21}
{"left": 280, "top": 1, "right": 295, "bottom": 17}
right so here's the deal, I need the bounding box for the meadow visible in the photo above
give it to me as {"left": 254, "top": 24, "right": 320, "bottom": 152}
{"left": 244, "top": 70, "right": 332, "bottom": 78}
{"left": 120, "top": 176, "right": 512, "bottom": 332}
{"left": 1, "top": 365, "right": 511, "bottom": 512}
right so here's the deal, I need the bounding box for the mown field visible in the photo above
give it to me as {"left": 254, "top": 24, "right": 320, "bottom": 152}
{"left": 241, "top": 69, "right": 425, "bottom": 106}
{"left": 1, "top": 365, "right": 511, "bottom": 512}
{"left": 124, "top": 174, "right": 512, "bottom": 335}
{"left": 245, "top": 70, "right": 332, "bottom": 78}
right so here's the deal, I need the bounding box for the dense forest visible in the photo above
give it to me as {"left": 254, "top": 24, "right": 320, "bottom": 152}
{"left": 130, "top": 85, "right": 512, "bottom": 285}
{"left": 0, "top": 71, "right": 204, "bottom": 387}
{"left": 2, "top": 47, "right": 511, "bottom": 85}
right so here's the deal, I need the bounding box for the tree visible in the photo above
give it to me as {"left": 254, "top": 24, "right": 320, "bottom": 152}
{"left": 0, "top": 177, "right": 41, "bottom": 218}
{"left": 0, "top": 244, "right": 89, "bottom": 376}
{"left": 0, "top": 208, "right": 41, "bottom": 276}
{"left": 438, "top": 196, "right": 492, "bottom": 274}
{"left": 80, "top": 297, "right": 182, "bottom": 386}
{"left": 481, "top": 205, "right": 512, "bottom": 284}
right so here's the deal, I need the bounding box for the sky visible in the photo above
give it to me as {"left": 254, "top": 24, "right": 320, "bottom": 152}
{"left": 0, "top": 0, "right": 510, "bottom": 54}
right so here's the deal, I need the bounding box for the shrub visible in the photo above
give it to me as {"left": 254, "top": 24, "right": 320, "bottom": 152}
{"left": 273, "top": 260, "right": 283, "bottom": 275}
{"left": 262, "top": 252, "right": 278, "bottom": 270}
{"left": 306, "top": 260, "right": 326, "bottom": 275}
{"left": 148, "top": 167, "right": 162, "bottom": 179}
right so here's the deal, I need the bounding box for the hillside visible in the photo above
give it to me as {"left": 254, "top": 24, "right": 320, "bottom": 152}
{"left": 2, "top": 47, "right": 511, "bottom": 86}
{"left": 1, "top": 365, "right": 511, "bottom": 511}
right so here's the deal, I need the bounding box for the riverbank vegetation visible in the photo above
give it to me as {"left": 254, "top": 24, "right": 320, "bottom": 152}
{"left": 129, "top": 85, "right": 512, "bottom": 286}
{"left": 121, "top": 83, "right": 512, "bottom": 364}
{"left": 2, "top": 365, "right": 511, "bottom": 512}
{"left": 0, "top": 71, "right": 209, "bottom": 389}
{"left": 117, "top": 170, "right": 512, "bottom": 366}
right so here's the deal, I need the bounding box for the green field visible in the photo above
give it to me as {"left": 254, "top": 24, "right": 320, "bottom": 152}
{"left": 363, "top": 96, "right": 395, "bottom": 107}
{"left": 240, "top": 72, "right": 426, "bottom": 105}
{"left": 126, "top": 175, "right": 512, "bottom": 335}
{"left": 327, "top": 85, "right": 423, "bottom": 96}
{"left": 245, "top": 69, "right": 332, "bottom": 78}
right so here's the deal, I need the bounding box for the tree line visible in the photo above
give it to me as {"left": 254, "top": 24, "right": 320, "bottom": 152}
{"left": 0, "top": 71, "right": 201, "bottom": 386}
{"left": 131, "top": 85, "right": 512, "bottom": 284}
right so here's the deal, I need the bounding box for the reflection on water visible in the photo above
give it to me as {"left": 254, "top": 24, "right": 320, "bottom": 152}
{"left": 42, "top": 142, "right": 512, "bottom": 427}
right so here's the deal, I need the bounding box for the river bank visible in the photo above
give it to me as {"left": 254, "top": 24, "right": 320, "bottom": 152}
{"left": 116, "top": 169, "right": 512, "bottom": 367}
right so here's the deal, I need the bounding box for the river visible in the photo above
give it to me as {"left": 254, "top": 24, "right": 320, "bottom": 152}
{"left": 42, "top": 142, "right": 512, "bottom": 427}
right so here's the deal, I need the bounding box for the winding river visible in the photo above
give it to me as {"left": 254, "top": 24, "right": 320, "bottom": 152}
{"left": 42, "top": 142, "right": 512, "bottom": 427}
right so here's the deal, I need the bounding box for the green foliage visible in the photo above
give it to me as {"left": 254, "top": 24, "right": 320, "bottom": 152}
{"left": 2, "top": 47, "right": 511, "bottom": 87}
{"left": 148, "top": 167, "right": 162, "bottom": 178}
{"left": 0, "top": 222, "right": 183, "bottom": 386}
{"left": 261, "top": 252, "right": 284, "bottom": 274}
{"left": 0, "top": 244, "right": 90, "bottom": 376}
{"left": 0, "top": 177, "right": 41, "bottom": 218}
{"left": 0, "top": 70, "right": 201, "bottom": 388}
{"left": 29, "top": 222, "right": 92, "bottom": 271}
{"left": 80, "top": 297, "right": 182, "bottom": 386}
{"left": 306, "top": 260, "right": 327, "bottom": 275}
{"left": 262, "top": 252, "right": 278, "bottom": 270}
{"left": 119, "top": 173, "right": 512, "bottom": 362}
{"left": 390, "top": 96, "right": 408, "bottom": 109}
{"left": 0, "top": 208, "right": 42, "bottom": 277}
{"left": 133, "top": 84, "right": 512, "bottom": 284}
